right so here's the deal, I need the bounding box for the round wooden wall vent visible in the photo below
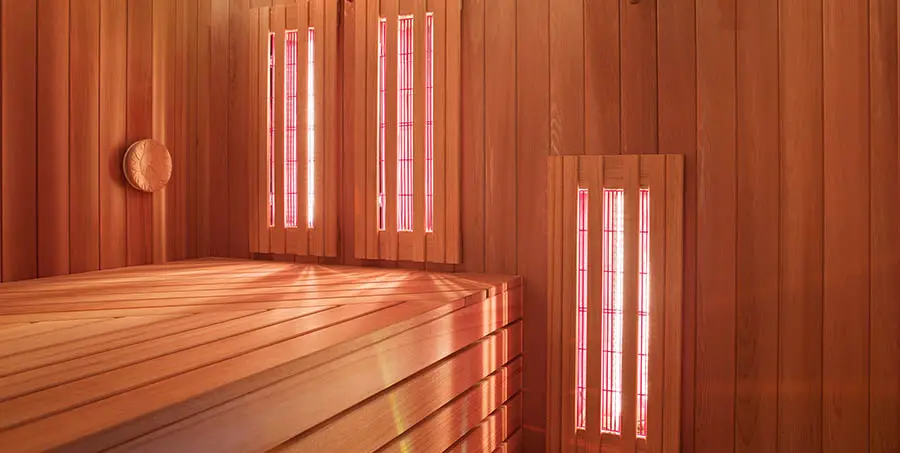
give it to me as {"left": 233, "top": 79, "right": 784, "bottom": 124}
{"left": 123, "top": 139, "right": 173, "bottom": 193}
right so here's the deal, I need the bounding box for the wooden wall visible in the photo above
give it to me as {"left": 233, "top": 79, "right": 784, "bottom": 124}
{"left": 0, "top": 0, "right": 225, "bottom": 282}
{"left": 218, "top": 0, "right": 899, "bottom": 452}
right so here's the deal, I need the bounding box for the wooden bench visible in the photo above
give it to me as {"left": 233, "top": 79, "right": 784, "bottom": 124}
{"left": 0, "top": 259, "right": 523, "bottom": 452}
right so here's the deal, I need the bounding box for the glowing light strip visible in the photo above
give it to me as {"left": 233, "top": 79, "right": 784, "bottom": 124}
{"left": 576, "top": 188, "right": 589, "bottom": 430}
{"left": 377, "top": 18, "right": 387, "bottom": 230}
{"left": 601, "top": 188, "right": 624, "bottom": 434}
{"left": 425, "top": 13, "right": 434, "bottom": 232}
{"left": 637, "top": 188, "right": 650, "bottom": 437}
{"left": 267, "top": 33, "right": 276, "bottom": 227}
{"left": 396, "top": 16, "right": 414, "bottom": 232}
{"left": 284, "top": 30, "right": 298, "bottom": 228}
{"left": 307, "top": 27, "right": 316, "bottom": 229}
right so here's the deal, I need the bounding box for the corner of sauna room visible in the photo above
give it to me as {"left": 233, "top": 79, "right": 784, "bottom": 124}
{"left": 0, "top": 0, "right": 896, "bottom": 452}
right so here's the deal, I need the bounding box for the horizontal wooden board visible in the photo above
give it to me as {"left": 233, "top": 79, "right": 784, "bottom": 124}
{"left": 0, "top": 259, "right": 522, "bottom": 452}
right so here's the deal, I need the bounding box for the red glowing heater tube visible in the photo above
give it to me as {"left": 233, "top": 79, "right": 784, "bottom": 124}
{"left": 377, "top": 19, "right": 387, "bottom": 230}
{"left": 267, "top": 33, "right": 276, "bottom": 227}
{"left": 307, "top": 27, "right": 316, "bottom": 228}
{"left": 425, "top": 13, "right": 434, "bottom": 232}
{"left": 575, "top": 188, "right": 589, "bottom": 430}
{"left": 396, "top": 16, "right": 414, "bottom": 231}
{"left": 284, "top": 30, "right": 298, "bottom": 228}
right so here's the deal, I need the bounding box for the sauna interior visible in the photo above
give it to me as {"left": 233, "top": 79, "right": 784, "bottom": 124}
{"left": 0, "top": 0, "right": 898, "bottom": 451}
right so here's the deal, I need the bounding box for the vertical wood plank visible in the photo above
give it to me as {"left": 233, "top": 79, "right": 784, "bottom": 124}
{"left": 656, "top": 0, "right": 696, "bottom": 448}
{"left": 620, "top": 0, "right": 657, "bottom": 155}
{"left": 483, "top": 0, "right": 516, "bottom": 275}
{"left": 546, "top": 157, "right": 563, "bottom": 453}
{"left": 98, "top": 0, "right": 126, "bottom": 270}
{"left": 444, "top": 0, "right": 460, "bottom": 264}
{"left": 151, "top": 0, "right": 172, "bottom": 265}
{"left": 663, "top": 155, "right": 684, "bottom": 453}
{"left": 458, "top": 0, "right": 483, "bottom": 271}
{"left": 182, "top": 0, "right": 198, "bottom": 260}
{"left": 256, "top": 7, "right": 270, "bottom": 253}
{"left": 559, "top": 156, "right": 579, "bottom": 453}
{"left": 645, "top": 156, "right": 666, "bottom": 453}
{"left": 735, "top": 0, "right": 779, "bottom": 451}
{"left": 426, "top": 0, "right": 447, "bottom": 264}
{"left": 229, "top": 0, "right": 250, "bottom": 259}
{"left": 549, "top": 0, "right": 583, "bottom": 156}
{"left": 0, "top": 0, "right": 37, "bottom": 282}
{"left": 196, "top": 0, "right": 211, "bottom": 258}
{"left": 695, "top": 0, "right": 737, "bottom": 450}
{"left": 323, "top": 0, "right": 339, "bottom": 258}
{"left": 37, "top": 0, "right": 71, "bottom": 277}
{"left": 248, "top": 6, "right": 260, "bottom": 255}
{"left": 621, "top": 155, "right": 639, "bottom": 451}
{"left": 340, "top": 0, "right": 357, "bottom": 264}
{"left": 778, "top": 0, "right": 824, "bottom": 451}
{"left": 584, "top": 0, "right": 620, "bottom": 156}
{"left": 822, "top": 1, "right": 870, "bottom": 451}
{"left": 583, "top": 156, "right": 604, "bottom": 451}
{"left": 209, "top": 0, "right": 230, "bottom": 256}
{"left": 364, "top": 0, "right": 379, "bottom": 260}
{"left": 167, "top": 0, "right": 182, "bottom": 261}
{"left": 126, "top": 0, "right": 155, "bottom": 266}
{"left": 352, "top": 0, "right": 368, "bottom": 260}
{"left": 381, "top": 0, "right": 399, "bottom": 261}
{"left": 869, "top": 2, "right": 900, "bottom": 452}
{"left": 311, "top": 0, "right": 325, "bottom": 256}
{"left": 516, "top": 0, "right": 550, "bottom": 446}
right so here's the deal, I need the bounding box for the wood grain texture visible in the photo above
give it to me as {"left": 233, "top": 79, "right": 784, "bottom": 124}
{"left": 663, "top": 155, "right": 685, "bottom": 453}
{"left": 545, "top": 157, "right": 563, "bottom": 453}
{"left": 515, "top": 0, "right": 549, "bottom": 446}
{"left": 378, "top": 361, "right": 522, "bottom": 452}
{"left": 868, "top": 2, "right": 900, "bottom": 452}
{"left": 349, "top": 0, "right": 366, "bottom": 261}
{"left": 363, "top": 0, "right": 379, "bottom": 260}
{"left": 0, "top": 260, "right": 522, "bottom": 450}
{"left": 209, "top": 0, "right": 230, "bottom": 257}
{"left": 459, "top": 0, "right": 484, "bottom": 272}
{"left": 126, "top": 0, "right": 155, "bottom": 266}
{"left": 620, "top": 156, "right": 639, "bottom": 451}
{"left": 1, "top": 1, "right": 38, "bottom": 282}
{"left": 444, "top": 0, "right": 461, "bottom": 264}
{"left": 549, "top": 0, "right": 583, "bottom": 156}
{"left": 483, "top": 0, "right": 516, "bottom": 275}
{"left": 620, "top": 0, "right": 657, "bottom": 155}
{"left": 656, "top": 0, "right": 697, "bottom": 449}
{"left": 734, "top": 0, "right": 779, "bottom": 451}
{"left": 822, "top": 1, "right": 870, "bottom": 451}
{"left": 0, "top": 258, "right": 521, "bottom": 452}
{"left": 695, "top": 0, "right": 737, "bottom": 451}
{"left": 247, "top": 6, "right": 260, "bottom": 256}
{"left": 323, "top": 0, "right": 338, "bottom": 258}
{"left": 196, "top": 0, "right": 212, "bottom": 258}
{"left": 311, "top": 0, "right": 326, "bottom": 256}
{"left": 585, "top": 0, "right": 620, "bottom": 156}
{"left": 425, "top": 0, "right": 447, "bottom": 264}
{"left": 98, "top": 0, "right": 128, "bottom": 271}
{"left": 255, "top": 7, "right": 270, "bottom": 253}
{"left": 151, "top": 0, "right": 173, "bottom": 264}
{"left": 228, "top": 0, "right": 250, "bottom": 259}
{"left": 778, "top": 0, "right": 824, "bottom": 451}
{"left": 37, "top": 0, "right": 70, "bottom": 278}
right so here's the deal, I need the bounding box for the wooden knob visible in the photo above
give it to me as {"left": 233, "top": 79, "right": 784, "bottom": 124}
{"left": 123, "top": 139, "right": 173, "bottom": 193}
